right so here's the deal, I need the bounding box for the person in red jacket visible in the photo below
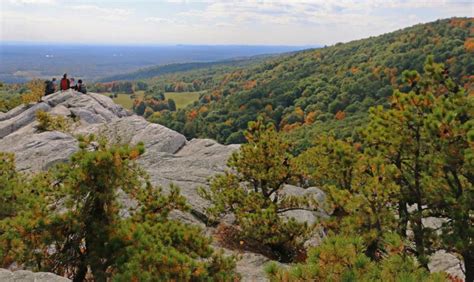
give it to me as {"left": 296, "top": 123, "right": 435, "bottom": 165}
{"left": 60, "top": 73, "right": 70, "bottom": 91}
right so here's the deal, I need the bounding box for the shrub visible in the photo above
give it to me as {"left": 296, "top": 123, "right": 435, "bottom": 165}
{"left": 21, "top": 79, "right": 45, "bottom": 104}
{"left": 266, "top": 234, "right": 447, "bottom": 282}
{"left": 35, "top": 110, "right": 70, "bottom": 132}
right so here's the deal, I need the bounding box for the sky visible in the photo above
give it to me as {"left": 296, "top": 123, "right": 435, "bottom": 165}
{"left": 1, "top": 0, "right": 473, "bottom": 46}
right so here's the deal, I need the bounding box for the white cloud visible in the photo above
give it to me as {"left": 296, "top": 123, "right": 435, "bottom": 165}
{"left": 70, "top": 5, "right": 132, "bottom": 21}
{"left": 8, "top": 0, "right": 56, "bottom": 4}
{"left": 1, "top": 0, "right": 472, "bottom": 45}
{"left": 145, "top": 17, "right": 176, "bottom": 24}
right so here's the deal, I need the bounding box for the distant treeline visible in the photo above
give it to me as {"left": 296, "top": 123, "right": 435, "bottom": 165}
{"left": 97, "top": 55, "right": 274, "bottom": 82}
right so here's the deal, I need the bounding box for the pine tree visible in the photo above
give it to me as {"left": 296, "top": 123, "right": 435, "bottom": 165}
{"left": 295, "top": 137, "right": 400, "bottom": 259}
{"left": 200, "top": 117, "right": 318, "bottom": 261}
{"left": 362, "top": 57, "right": 473, "bottom": 277}
{"left": 266, "top": 234, "right": 446, "bottom": 282}
{"left": 0, "top": 136, "right": 238, "bottom": 281}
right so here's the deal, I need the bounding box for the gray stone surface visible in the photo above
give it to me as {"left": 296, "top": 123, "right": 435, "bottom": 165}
{"left": 0, "top": 268, "right": 70, "bottom": 282}
{"left": 140, "top": 138, "right": 238, "bottom": 217}
{"left": 0, "top": 131, "right": 78, "bottom": 172}
{"left": 429, "top": 251, "right": 465, "bottom": 280}
{"left": 0, "top": 91, "right": 236, "bottom": 215}
{"left": 0, "top": 102, "right": 51, "bottom": 138}
{"left": 278, "top": 184, "right": 329, "bottom": 225}
{"left": 0, "top": 104, "right": 28, "bottom": 122}
{"left": 236, "top": 252, "right": 273, "bottom": 282}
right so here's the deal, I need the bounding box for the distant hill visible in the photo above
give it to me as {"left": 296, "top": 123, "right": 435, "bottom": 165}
{"left": 97, "top": 56, "right": 272, "bottom": 82}
{"left": 147, "top": 18, "right": 473, "bottom": 149}
{"left": 0, "top": 45, "right": 309, "bottom": 83}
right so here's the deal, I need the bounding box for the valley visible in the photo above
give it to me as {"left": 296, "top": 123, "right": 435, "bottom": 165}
{"left": 0, "top": 15, "right": 473, "bottom": 282}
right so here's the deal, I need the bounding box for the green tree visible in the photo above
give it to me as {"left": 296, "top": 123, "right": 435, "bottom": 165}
{"left": 200, "top": 118, "right": 318, "bottom": 261}
{"left": 0, "top": 136, "right": 237, "bottom": 281}
{"left": 168, "top": 98, "right": 177, "bottom": 111}
{"left": 362, "top": 57, "right": 473, "bottom": 271}
{"left": 266, "top": 234, "right": 447, "bottom": 282}
{"left": 295, "top": 137, "right": 400, "bottom": 259}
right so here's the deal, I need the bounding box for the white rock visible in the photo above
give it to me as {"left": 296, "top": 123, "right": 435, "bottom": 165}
{"left": 0, "top": 268, "right": 70, "bottom": 282}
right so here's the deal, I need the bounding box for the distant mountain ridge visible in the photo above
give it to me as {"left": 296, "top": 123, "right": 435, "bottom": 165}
{"left": 97, "top": 55, "right": 273, "bottom": 82}
{"left": 147, "top": 17, "right": 473, "bottom": 148}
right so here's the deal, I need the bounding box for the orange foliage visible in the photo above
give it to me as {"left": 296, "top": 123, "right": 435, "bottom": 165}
{"left": 304, "top": 111, "right": 317, "bottom": 125}
{"left": 198, "top": 106, "right": 208, "bottom": 114}
{"left": 335, "top": 111, "right": 346, "bottom": 120}
{"left": 450, "top": 18, "right": 472, "bottom": 28}
{"left": 464, "top": 38, "right": 474, "bottom": 53}
{"left": 243, "top": 80, "right": 257, "bottom": 90}
{"left": 350, "top": 67, "right": 360, "bottom": 74}
{"left": 282, "top": 123, "right": 301, "bottom": 132}
{"left": 187, "top": 109, "right": 198, "bottom": 121}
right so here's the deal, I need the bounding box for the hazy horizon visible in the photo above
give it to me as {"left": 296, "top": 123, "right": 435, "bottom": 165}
{"left": 0, "top": 44, "right": 309, "bottom": 83}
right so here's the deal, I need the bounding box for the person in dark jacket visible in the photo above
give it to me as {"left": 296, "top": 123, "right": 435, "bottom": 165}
{"left": 76, "top": 79, "right": 87, "bottom": 94}
{"left": 60, "top": 74, "right": 70, "bottom": 91}
{"left": 44, "top": 77, "right": 56, "bottom": 95}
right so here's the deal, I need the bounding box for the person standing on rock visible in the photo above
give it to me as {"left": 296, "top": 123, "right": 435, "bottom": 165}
{"left": 60, "top": 73, "right": 70, "bottom": 91}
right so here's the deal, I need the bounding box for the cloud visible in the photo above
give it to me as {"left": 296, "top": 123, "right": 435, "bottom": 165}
{"left": 145, "top": 17, "right": 176, "bottom": 24}
{"left": 70, "top": 5, "right": 132, "bottom": 21}
{"left": 175, "top": 0, "right": 471, "bottom": 34}
{"left": 8, "top": 0, "right": 56, "bottom": 4}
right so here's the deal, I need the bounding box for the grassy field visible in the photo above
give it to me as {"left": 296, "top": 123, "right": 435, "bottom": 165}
{"left": 100, "top": 90, "right": 201, "bottom": 110}
{"left": 164, "top": 91, "right": 202, "bottom": 109}
{"left": 100, "top": 91, "right": 145, "bottom": 109}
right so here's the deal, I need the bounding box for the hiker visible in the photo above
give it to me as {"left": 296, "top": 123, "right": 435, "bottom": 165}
{"left": 44, "top": 77, "right": 56, "bottom": 95}
{"left": 60, "top": 73, "right": 70, "bottom": 91}
{"left": 70, "top": 77, "right": 77, "bottom": 90}
{"left": 76, "top": 79, "right": 87, "bottom": 94}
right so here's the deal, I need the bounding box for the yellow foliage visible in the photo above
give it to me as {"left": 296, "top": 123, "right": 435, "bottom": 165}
{"left": 294, "top": 107, "right": 304, "bottom": 117}
{"left": 22, "top": 79, "right": 45, "bottom": 104}
{"left": 304, "top": 111, "right": 317, "bottom": 125}
{"left": 199, "top": 106, "right": 208, "bottom": 113}
{"left": 35, "top": 110, "right": 70, "bottom": 132}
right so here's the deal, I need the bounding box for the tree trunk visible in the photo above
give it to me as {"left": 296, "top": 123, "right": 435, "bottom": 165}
{"left": 398, "top": 200, "right": 408, "bottom": 237}
{"left": 73, "top": 262, "right": 87, "bottom": 282}
{"left": 463, "top": 251, "right": 474, "bottom": 282}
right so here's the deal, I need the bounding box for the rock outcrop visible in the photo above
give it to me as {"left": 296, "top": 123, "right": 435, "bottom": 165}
{"left": 0, "top": 268, "right": 70, "bottom": 282}
{"left": 0, "top": 91, "right": 236, "bottom": 221}
{"left": 0, "top": 90, "right": 462, "bottom": 281}
{"left": 0, "top": 90, "right": 276, "bottom": 281}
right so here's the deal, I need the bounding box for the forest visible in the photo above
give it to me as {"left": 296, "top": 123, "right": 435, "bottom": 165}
{"left": 130, "top": 18, "right": 473, "bottom": 151}
{"left": 0, "top": 57, "right": 472, "bottom": 281}
{"left": 0, "top": 17, "right": 472, "bottom": 281}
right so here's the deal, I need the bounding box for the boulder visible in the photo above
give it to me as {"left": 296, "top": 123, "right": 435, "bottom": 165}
{"left": 429, "top": 250, "right": 465, "bottom": 280}
{"left": 49, "top": 104, "right": 71, "bottom": 116}
{"left": 278, "top": 185, "right": 329, "bottom": 225}
{"left": 236, "top": 252, "right": 273, "bottom": 282}
{"left": 0, "top": 104, "right": 28, "bottom": 121}
{"left": 139, "top": 138, "right": 238, "bottom": 217}
{"left": 0, "top": 91, "right": 237, "bottom": 217}
{"left": 0, "top": 102, "right": 50, "bottom": 138}
{"left": 0, "top": 131, "right": 78, "bottom": 172}
{"left": 0, "top": 268, "right": 70, "bottom": 282}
